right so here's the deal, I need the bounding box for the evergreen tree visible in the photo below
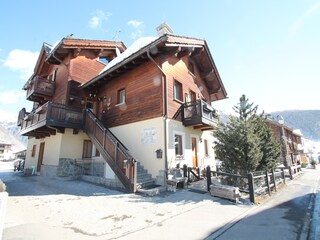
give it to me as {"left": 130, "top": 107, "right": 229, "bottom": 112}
{"left": 253, "top": 116, "right": 281, "bottom": 171}
{"left": 233, "top": 94, "right": 258, "bottom": 121}
{"left": 214, "top": 94, "right": 281, "bottom": 175}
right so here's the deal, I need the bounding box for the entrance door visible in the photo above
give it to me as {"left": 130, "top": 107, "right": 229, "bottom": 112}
{"left": 192, "top": 137, "right": 198, "bottom": 167}
{"left": 37, "top": 142, "right": 45, "bottom": 172}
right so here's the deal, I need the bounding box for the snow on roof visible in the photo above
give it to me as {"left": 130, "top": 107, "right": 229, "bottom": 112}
{"left": 293, "top": 129, "right": 303, "bottom": 136}
{"left": 99, "top": 36, "right": 157, "bottom": 74}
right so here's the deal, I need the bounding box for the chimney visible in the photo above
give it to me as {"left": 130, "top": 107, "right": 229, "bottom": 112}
{"left": 156, "top": 22, "right": 173, "bottom": 36}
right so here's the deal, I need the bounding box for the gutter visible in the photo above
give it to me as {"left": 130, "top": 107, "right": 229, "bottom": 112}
{"left": 147, "top": 50, "right": 168, "bottom": 183}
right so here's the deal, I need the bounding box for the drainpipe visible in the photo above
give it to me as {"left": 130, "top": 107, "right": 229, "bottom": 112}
{"left": 147, "top": 50, "right": 168, "bottom": 183}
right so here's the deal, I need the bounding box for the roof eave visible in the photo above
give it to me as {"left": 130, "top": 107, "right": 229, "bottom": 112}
{"left": 81, "top": 35, "right": 168, "bottom": 89}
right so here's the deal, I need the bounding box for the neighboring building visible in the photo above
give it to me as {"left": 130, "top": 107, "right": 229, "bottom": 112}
{"left": 266, "top": 117, "right": 303, "bottom": 167}
{"left": 13, "top": 149, "right": 27, "bottom": 160}
{"left": 0, "top": 140, "right": 13, "bottom": 161}
{"left": 18, "top": 23, "right": 227, "bottom": 192}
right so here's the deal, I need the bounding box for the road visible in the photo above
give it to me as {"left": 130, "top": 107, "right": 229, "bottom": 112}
{"left": 207, "top": 168, "right": 320, "bottom": 240}
{"left": 0, "top": 161, "right": 319, "bottom": 240}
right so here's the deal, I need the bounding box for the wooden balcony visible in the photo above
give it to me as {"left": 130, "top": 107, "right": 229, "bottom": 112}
{"left": 182, "top": 99, "right": 218, "bottom": 130}
{"left": 26, "top": 76, "right": 55, "bottom": 102}
{"left": 18, "top": 102, "right": 84, "bottom": 138}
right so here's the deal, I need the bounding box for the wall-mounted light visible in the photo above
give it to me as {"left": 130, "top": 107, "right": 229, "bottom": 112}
{"left": 69, "top": 97, "right": 75, "bottom": 102}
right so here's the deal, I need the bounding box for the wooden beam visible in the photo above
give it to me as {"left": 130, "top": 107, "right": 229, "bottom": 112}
{"left": 190, "top": 47, "right": 204, "bottom": 58}
{"left": 176, "top": 47, "right": 195, "bottom": 59}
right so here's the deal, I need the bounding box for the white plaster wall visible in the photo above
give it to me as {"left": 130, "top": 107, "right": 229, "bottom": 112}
{"left": 24, "top": 129, "right": 91, "bottom": 169}
{"left": 167, "top": 119, "right": 217, "bottom": 171}
{"left": 111, "top": 117, "right": 165, "bottom": 178}
{"left": 41, "top": 134, "right": 62, "bottom": 166}
{"left": 24, "top": 138, "right": 39, "bottom": 169}
{"left": 59, "top": 129, "right": 90, "bottom": 159}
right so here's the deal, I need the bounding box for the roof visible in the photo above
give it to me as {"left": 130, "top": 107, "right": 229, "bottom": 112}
{"left": 99, "top": 37, "right": 157, "bottom": 74}
{"left": 81, "top": 34, "right": 227, "bottom": 101}
{"left": 46, "top": 37, "right": 127, "bottom": 64}
{"left": 0, "top": 139, "right": 12, "bottom": 146}
{"left": 266, "top": 119, "right": 303, "bottom": 138}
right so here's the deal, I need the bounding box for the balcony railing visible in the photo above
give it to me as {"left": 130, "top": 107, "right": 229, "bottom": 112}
{"left": 18, "top": 102, "right": 84, "bottom": 136}
{"left": 26, "top": 76, "right": 55, "bottom": 101}
{"left": 182, "top": 99, "right": 217, "bottom": 127}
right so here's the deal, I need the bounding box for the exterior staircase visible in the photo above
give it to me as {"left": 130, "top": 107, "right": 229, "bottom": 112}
{"left": 84, "top": 109, "right": 137, "bottom": 193}
{"left": 84, "top": 109, "right": 164, "bottom": 195}
{"left": 136, "top": 162, "right": 165, "bottom": 196}
{"left": 136, "top": 162, "right": 156, "bottom": 189}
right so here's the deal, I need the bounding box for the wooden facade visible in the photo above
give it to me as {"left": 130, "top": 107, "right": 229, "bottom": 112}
{"left": 19, "top": 38, "right": 124, "bottom": 137}
{"left": 18, "top": 28, "right": 228, "bottom": 192}
{"left": 82, "top": 34, "right": 227, "bottom": 130}
{"left": 266, "top": 119, "right": 303, "bottom": 167}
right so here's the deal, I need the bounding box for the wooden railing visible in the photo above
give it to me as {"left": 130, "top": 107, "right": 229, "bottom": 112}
{"left": 19, "top": 102, "right": 84, "bottom": 135}
{"left": 84, "top": 109, "right": 137, "bottom": 193}
{"left": 26, "top": 76, "right": 55, "bottom": 100}
{"left": 206, "top": 166, "right": 290, "bottom": 203}
{"left": 182, "top": 99, "right": 217, "bottom": 127}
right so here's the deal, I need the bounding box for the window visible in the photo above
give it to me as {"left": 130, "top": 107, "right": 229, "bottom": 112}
{"left": 47, "top": 69, "right": 57, "bottom": 82}
{"left": 190, "top": 90, "right": 196, "bottom": 102}
{"left": 188, "top": 61, "right": 195, "bottom": 75}
{"left": 117, "top": 88, "right": 126, "bottom": 104}
{"left": 82, "top": 140, "right": 92, "bottom": 159}
{"left": 174, "top": 134, "right": 183, "bottom": 157}
{"left": 31, "top": 145, "right": 36, "bottom": 157}
{"left": 174, "top": 80, "right": 183, "bottom": 102}
{"left": 204, "top": 139, "right": 209, "bottom": 156}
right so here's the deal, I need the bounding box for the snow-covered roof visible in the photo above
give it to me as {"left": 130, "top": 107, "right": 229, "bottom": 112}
{"left": 293, "top": 129, "right": 303, "bottom": 137}
{"left": 99, "top": 36, "right": 157, "bottom": 75}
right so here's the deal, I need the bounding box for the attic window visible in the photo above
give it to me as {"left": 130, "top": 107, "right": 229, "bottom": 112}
{"left": 188, "top": 61, "right": 195, "bottom": 75}
{"left": 99, "top": 57, "right": 109, "bottom": 65}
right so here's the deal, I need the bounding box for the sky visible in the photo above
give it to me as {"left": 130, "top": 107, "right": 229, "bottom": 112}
{"left": 0, "top": 0, "right": 319, "bottom": 122}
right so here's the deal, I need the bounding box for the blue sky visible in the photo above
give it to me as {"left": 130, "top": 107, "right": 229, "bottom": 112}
{"left": 0, "top": 0, "right": 319, "bottom": 122}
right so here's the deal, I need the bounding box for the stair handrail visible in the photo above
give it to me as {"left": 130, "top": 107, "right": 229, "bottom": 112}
{"left": 86, "top": 109, "right": 129, "bottom": 152}
{"left": 84, "top": 109, "right": 137, "bottom": 192}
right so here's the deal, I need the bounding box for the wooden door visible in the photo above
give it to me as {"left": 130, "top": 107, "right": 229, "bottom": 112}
{"left": 192, "top": 137, "right": 198, "bottom": 167}
{"left": 37, "top": 142, "right": 45, "bottom": 172}
{"left": 82, "top": 140, "right": 92, "bottom": 159}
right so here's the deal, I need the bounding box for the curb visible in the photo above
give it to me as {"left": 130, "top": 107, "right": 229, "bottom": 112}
{"left": 309, "top": 193, "right": 320, "bottom": 240}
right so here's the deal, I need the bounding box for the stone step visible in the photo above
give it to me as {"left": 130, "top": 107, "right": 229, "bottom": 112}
{"left": 137, "top": 178, "right": 156, "bottom": 189}
{"left": 137, "top": 186, "right": 166, "bottom": 197}
{"left": 137, "top": 172, "right": 152, "bottom": 180}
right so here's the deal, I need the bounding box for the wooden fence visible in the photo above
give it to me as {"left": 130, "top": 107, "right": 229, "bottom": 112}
{"left": 206, "top": 165, "right": 302, "bottom": 203}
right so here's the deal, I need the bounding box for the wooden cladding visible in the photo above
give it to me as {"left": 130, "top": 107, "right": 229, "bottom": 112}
{"left": 26, "top": 76, "right": 55, "bottom": 102}
{"left": 19, "top": 102, "right": 84, "bottom": 137}
{"left": 99, "top": 61, "right": 163, "bottom": 128}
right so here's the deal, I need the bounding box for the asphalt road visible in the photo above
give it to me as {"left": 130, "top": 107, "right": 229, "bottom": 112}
{"left": 1, "top": 161, "right": 319, "bottom": 240}
{"left": 207, "top": 168, "right": 320, "bottom": 240}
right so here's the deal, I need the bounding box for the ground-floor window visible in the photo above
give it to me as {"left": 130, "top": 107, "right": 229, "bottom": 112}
{"left": 174, "top": 132, "right": 185, "bottom": 159}
{"left": 204, "top": 139, "right": 209, "bottom": 156}
{"left": 82, "top": 140, "right": 92, "bottom": 159}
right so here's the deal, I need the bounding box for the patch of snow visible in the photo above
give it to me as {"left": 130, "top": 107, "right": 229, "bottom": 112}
{"left": 99, "top": 36, "right": 157, "bottom": 74}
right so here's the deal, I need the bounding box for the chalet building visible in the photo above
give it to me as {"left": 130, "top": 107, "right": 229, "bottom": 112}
{"left": 266, "top": 117, "right": 303, "bottom": 167}
{"left": 18, "top": 23, "right": 227, "bottom": 192}
{"left": 0, "top": 140, "right": 13, "bottom": 161}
